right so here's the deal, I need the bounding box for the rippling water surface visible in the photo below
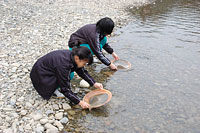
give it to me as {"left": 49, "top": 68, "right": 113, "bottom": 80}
{"left": 65, "top": 0, "right": 200, "bottom": 132}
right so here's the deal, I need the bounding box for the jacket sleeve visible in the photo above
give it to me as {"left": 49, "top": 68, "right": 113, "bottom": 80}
{"left": 55, "top": 66, "right": 80, "bottom": 104}
{"left": 87, "top": 33, "right": 111, "bottom": 66}
{"left": 103, "top": 43, "right": 114, "bottom": 54}
{"left": 76, "top": 68, "right": 96, "bottom": 86}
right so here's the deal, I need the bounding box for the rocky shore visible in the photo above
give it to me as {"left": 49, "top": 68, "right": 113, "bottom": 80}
{"left": 0, "top": 0, "right": 152, "bottom": 132}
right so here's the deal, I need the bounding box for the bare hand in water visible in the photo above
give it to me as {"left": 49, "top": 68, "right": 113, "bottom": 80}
{"left": 112, "top": 52, "right": 119, "bottom": 60}
{"left": 109, "top": 63, "right": 118, "bottom": 70}
{"left": 79, "top": 100, "right": 90, "bottom": 109}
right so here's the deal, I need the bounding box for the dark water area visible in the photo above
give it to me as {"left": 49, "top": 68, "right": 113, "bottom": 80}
{"left": 65, "top": 0, "right": 200, "bottom": 132}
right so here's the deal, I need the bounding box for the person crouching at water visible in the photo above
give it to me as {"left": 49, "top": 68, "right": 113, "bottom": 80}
{"left": 30, "top": 47, "right": 103, "bottom": 109}
{"left": 68, "top": 17, "right": 119, "bottom": 70}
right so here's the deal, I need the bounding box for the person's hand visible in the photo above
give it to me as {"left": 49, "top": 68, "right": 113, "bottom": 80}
{"left": 109, "top": 63, "right": 118, "bottom": 70}
{"left": 93, "top": 82, "right": 103, "bottom": 89}
{"left": 112, "top": 52, "right": 119, "bottom": 60}
{"left": 79, "top": 100, "right": 90, "bottom": 109}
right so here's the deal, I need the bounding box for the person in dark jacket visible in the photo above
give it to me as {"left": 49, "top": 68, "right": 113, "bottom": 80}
{"left": 68, "top": 17, "right": 119, "bottom": 70}
{"left": 30, "top": 47, "right": 103, "bottom": 109}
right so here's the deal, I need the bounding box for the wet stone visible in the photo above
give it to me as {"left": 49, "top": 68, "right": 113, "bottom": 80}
{"left": 75, "top": 128, "right": 81, "bottom": 132}
{"left": 67, "top": 110, "right": 76, "bottom": 116}
{"left": 67, "top": 115, "right": 74, "bottom": 120}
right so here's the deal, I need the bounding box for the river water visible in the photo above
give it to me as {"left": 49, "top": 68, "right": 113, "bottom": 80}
{"left": 65, "top": 0, "right": 200, "bottom": 132}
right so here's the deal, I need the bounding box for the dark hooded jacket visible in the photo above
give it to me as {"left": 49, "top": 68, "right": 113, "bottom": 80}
{"left": 30, "top": 50, "right": 95, "bottom": 104}
{"left": 68, "top": 24, "right": 114, "bottom": 66}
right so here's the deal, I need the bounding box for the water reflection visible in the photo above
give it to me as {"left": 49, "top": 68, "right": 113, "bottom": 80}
{"left": 128, "top": 0, "right": 200, "bottom": 44}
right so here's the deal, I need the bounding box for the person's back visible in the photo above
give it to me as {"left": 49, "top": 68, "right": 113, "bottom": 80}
{"left": 30, "top": 47, "right": 104, "bottom": 109}
{"left": 68, "top": 17, "right": 119, "bottom": 70}
{"left": 31, "top": 50, "right": 72, "bottom": 74}
{"left": 30, "top": 50, "right": 74, "bottom": 100}
{"left": 68, "top": 24, "right": 96, "bottom": 48}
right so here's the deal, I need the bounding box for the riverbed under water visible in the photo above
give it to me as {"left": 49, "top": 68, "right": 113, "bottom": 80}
{"left": 65, "top": 0, "right": 200, "bottom": 132}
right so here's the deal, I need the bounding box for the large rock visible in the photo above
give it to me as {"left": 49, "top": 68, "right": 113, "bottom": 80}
{"left": 40, "top": 119, "right": 48, "bottom": 125}
{"left": 30, "top": 113, "right": 43, "bottom": 121}
{"left": 62, "top": 103, "right": 71, "bottom": 110}
{"left": 80, "top": 79, "right": 90, "bottom": 88}
{"left": 25, "top": 102, "right": 33, "bottom": 108}
{"left": 54, "top": 121, "right": 64, "bottom": 131}
{"left": 20, "top": 110, "right": 27, "bottom": 116}
{"left": 10, "top": 96, "right": 16, "bottom": 106}
{"left": 60, "top": 117, "right": 68, "bottom": 124}
{"left": 46, "top": 110, "right": 54, "bottom": 116}
{"left": 52, "top": 104, "right": 59, "bottom": 110}
{"left": 17, "top": 96, "right": 24, "bottom": 102}
{"left": 44, "top": 123, "right": 58, "bottom": 132}
{"left": 55, "top": 112, "right": 63, "bottom": 120}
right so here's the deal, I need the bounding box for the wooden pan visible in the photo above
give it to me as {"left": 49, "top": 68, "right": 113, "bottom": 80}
{"left": 83, "top": 89, "right": 112, "bottom": 110}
